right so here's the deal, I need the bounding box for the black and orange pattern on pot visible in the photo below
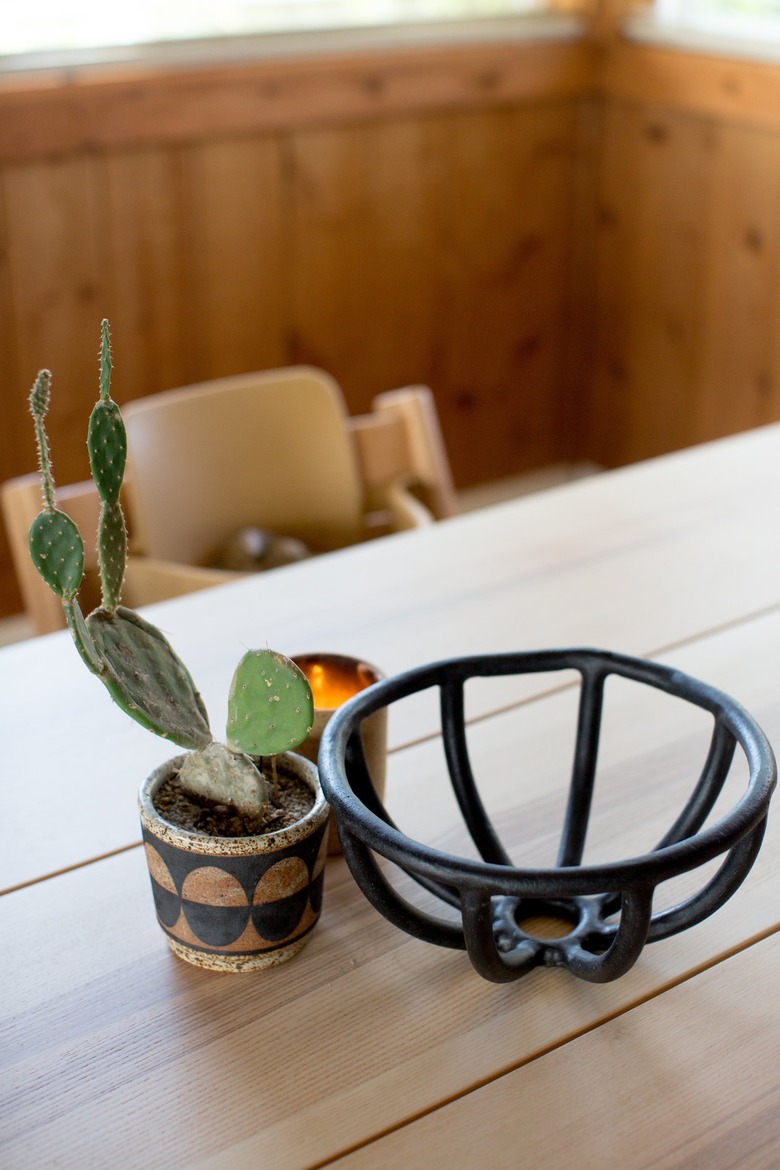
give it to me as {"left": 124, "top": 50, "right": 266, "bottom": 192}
{"left": 139, "top": 753, "right": 328, "bottom": 972}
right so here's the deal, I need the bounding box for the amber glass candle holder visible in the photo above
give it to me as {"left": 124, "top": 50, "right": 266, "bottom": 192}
{"left": 292, "top": 653, "right": 386, "bottom": 854}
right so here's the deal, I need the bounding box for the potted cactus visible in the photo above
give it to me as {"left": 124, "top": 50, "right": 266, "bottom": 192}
{"left": 27, "top": 321, "right": 329, "bottom": 971}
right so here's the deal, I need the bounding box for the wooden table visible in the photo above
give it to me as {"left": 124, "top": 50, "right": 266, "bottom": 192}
{"left": 2, "top": 424, "right": 779, "bottom": 1169}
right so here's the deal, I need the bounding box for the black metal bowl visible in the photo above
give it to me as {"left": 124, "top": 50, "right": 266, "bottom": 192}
{"left": 318, "top": 649, "right": 776, "bottom": 984}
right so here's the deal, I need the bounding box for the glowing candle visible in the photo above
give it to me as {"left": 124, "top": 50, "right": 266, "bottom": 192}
{"left": 292, "top": 653, "right": 386, "bottom": 854}
{"left": 305, "top": 659, "right": 375, "bottom": 711}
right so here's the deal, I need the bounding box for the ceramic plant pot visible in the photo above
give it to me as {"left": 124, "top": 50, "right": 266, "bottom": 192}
{"left": 139, "top": 752, "right": 328, "bottom": 972}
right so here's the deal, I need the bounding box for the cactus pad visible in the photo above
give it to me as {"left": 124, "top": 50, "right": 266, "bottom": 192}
{"left": 178, "top": 742, "right": 270, "bottom": 816}
{"left": 29, "top": 369, "right": 52, "bottom": 420}
{"left": 29, "top": 510, "right": 84, "bottom": 599}
{"left": 226, "top": 649, "right": 313, "bottom": 757}
{"left": 86, "top": 606, "right": 212, "bottom": 750}
{"left": 88, "top": 397, "right": 127, "bottom": 505}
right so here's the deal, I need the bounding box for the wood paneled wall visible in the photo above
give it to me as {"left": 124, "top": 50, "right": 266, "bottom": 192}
{"left": 3, "top": 31, "right": 780, "bottom": 619}
{"left": 2, "top": 104, "right": 586, "bottom": 483}
{"left": 0, "top": 37, "right": 594, "bottom": 616}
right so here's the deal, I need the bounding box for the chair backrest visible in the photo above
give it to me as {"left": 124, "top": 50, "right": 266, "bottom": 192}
{"left": 1, "top": 473, "right": 101, "bottom": 636}
{"left": 122, "top": 366, "right": 365, "bottom": 566}
{"left": 2, "top": 370, "right": 457, "bottom": 635}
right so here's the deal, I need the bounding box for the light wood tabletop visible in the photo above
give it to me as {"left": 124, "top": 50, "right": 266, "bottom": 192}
{"left": 2, "top": 424, "right": 779, "bottom": 1169}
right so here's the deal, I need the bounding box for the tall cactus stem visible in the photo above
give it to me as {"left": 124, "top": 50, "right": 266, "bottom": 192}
{"left": 97, "top": 499, "right": 126, "bottom": 612}
{"left": 88, "top": 319, "right": 128, "bottom": 610}
{"left": 99, "top": 318, "right": 112, "bottom": 401}
{"left": 29, "top": 370, "right": 56, "bottom": 512}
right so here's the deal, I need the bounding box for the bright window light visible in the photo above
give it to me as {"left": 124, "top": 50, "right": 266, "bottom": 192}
{"left": 1, "top": 1, "right": 549, "bottom": 58}
{"left": 652, "top": 0, "right": 780, "bottom": 43}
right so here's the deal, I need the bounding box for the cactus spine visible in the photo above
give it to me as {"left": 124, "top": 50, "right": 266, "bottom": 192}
{"left": 28, "top": 321, "right": 313, "bottom": 818}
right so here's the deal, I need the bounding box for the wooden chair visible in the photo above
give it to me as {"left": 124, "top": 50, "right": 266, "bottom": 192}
{"left": 2, "top": 368, "right": 455, "bottom": 635}
{"left": 1, "top": 475, "right": 233, "bottom": 636}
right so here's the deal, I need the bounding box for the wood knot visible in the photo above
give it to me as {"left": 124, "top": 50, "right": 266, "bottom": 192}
{"left": 756, "top": 371, "right": 773, "bottom": 397}
{"left": 476, "top": 71, "right": 501, "bottom": 92}
{"left": 645, "top": 122, "right": 669, "bottom": 143}
{"left": 744, "top": 226, "right": 764, "bottom": 252}
{"left": 453, "top": 388, "right": 478, "bottom": 413}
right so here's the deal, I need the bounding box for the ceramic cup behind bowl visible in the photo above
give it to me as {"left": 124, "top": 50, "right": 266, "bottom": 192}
{"left": 292, "top": 652, "right": 387, "bottom": 854}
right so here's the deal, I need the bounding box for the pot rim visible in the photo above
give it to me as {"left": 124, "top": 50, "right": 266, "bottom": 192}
{"left": 139, "top": 749, "right": 327, "bottom": 856}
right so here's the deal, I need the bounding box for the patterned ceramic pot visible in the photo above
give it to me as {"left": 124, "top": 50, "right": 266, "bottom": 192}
{"left": 139, "top": 752, "right": 328, "bottom": 972}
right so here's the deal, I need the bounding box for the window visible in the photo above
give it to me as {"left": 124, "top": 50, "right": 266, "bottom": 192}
{"left": 1, "top": 1, "right": 554, "bottom": 60}
{"left": 631, "top": 0, "right": 780, "bottom": 56}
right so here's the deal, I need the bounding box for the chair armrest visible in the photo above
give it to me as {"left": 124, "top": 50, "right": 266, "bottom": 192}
{"left": 384, "top": 482, "right": 435, "bottom": 532}
{"left": 349, "top": 386, "right": 457, "bottom": 523}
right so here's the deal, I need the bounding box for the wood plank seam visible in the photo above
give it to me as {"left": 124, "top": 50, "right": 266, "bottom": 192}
{"left": 308, "top": 920, "right": 780, "bottom": 1170}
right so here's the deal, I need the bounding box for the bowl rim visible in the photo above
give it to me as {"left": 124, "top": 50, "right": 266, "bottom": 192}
{"left": 318, "top": 646, "right": 777, "bottom": 893}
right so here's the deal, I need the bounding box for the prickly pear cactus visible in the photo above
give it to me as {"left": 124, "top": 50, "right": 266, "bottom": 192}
{"left": 26, "top": 320, "right": 317, "bottom": 825}
{"left": 25, "top": 318, "right": 320, "bottom": 823}
{"left": 227, "top": 649, "right": 314, "bottom": 756}
{"left": 27, "top": 320, "right": 212, "bottom": 751}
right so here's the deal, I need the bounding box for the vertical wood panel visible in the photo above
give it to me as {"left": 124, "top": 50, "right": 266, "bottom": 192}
{"left": 98, "top": 136, "right": 288, "bottom": 402}
{"left": 589, "top": 99, "right": 780, "bottom": 468}
{"left": 557, "top": 95, "right": 603, "bottom": 461}
{"left": 694, "top": 123, "right": 780, "bottom": 441}
{"left": 0, "top": 181, "right": 20, "bottom": 470}
{"left": 0, "top": 176, "right": 23, "bottom": 610}
{"left": 2, "top": 156, "right": 105, "bottom": 484}
{"left": 173, "top": 135, "right": 287, "bottom": 383}
{"left": 586, "top": 98, "right": 639, "bottom": 468}
{"left": 288, "top": 116, "right": 441, "bottom": 414}
{"left": 589, "top": 101, "right": 719, "bottom": 466}
{"left": 432, "top": 102, "right": 579, "bottom": 483}
{"left": 624, "top": 103, "right": 715, "bottom": 457}
{"left": 96, "top": 147, "right": 188, "bottom": 402}
{"left": 0, "top": 155, "right": 105, "bottom": 616}
{"left": 289, "top": 103, "right": 580, "bottom": 486}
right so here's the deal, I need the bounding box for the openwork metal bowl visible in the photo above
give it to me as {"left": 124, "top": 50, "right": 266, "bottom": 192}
{"left": 318, "top": 649, "right": 776, "bottom": 984}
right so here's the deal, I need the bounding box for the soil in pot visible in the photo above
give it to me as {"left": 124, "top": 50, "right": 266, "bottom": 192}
{"left": 153, "top": 759, "right": 314, "bottom": 837}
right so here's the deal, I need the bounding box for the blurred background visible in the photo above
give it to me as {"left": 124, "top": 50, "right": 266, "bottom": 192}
{"left": 1, "top": 0, "right": 779, "bottom": 621}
